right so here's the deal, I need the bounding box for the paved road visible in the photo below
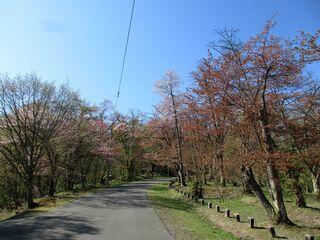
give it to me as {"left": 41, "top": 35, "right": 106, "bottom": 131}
{"left": 0, "top": 179, "right": 173, "bottom": 240}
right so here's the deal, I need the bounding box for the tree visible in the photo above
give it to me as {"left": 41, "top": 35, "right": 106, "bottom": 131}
{"left": 43, "top": 86, "right": 80, "bottom": 196}
{"left": 113, "top": 111, "right": 145, "bottom": 181}
{"left": 296, "top": 30, "right": 320, "bottom": 63}
{"left": 62, "top": 103, "right": 97, "bottom": 190}
{"left": 147, "top": 106, "right": 180, "bottom": 178}
{"left": 287, "top": 80, "right": 320, "bottom": 198}
{"left": 92, "top": 99, "right": 115, "bottom": 187}
{"left": 205, "top": 20, "right": 305, "bottom": 224}
{"left": 0, "top": 73, "right": 78, "bottom": 208}
{"left": 191, "top": 51, "right": 230, "bottom": 186}
{"left": 155, "top": 71, "right": 186, "bottom": 186}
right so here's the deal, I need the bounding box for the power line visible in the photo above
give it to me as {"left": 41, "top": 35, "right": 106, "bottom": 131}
{"left": 114, "top": 0, "right": 136, "bottom": 112}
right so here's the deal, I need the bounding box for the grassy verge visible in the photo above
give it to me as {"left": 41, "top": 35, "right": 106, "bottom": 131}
{"left": 0, "top": 179, "right": 128, "bottom": 221}
{"left": 175, "top": 183, "right": 320, "bottom": 240}
{"left": 198, "top": 194, "right": 320, "bottom": 240}
{"left": 148, "top": 183, "right": 239, "bottom": 240}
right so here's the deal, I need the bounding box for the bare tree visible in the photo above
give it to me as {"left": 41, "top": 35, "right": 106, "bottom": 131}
{"left": 155, "top": 70, "right": 186, "bottom": 186}
{"left": 0, "top": 73, "right": 79, "bottom": 208}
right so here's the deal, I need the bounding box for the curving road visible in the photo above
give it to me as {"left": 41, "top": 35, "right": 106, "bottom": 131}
{"left": 0, "top": 179, "right": 173, "bottom": 240}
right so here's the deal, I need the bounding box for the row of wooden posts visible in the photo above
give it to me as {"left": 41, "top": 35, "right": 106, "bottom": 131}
{"left": 174, "top": 187, "right": 315, "bottom": 240}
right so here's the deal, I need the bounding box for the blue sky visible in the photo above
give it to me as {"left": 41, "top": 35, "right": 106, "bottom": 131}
{"left": 0, "top": 0, "right": 319, "bottom": 114}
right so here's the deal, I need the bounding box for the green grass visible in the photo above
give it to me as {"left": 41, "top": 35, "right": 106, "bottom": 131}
{"left": 109, "top": 179, "right": 128, "bottom": 187}
{"left": 148, "top": 183, "right": 239, "bottom": 240}
{"left": 0, "top": 209, "right": 16, "bottom": 221}
{"left": 175, "top": 183, "right": 320, "bottom": 240}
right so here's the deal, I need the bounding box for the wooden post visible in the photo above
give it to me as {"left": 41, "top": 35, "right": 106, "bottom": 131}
{"left": 216, "top": 205, "right": 220, "bottom": 212}
{"left": 201, "top": 199, "right": 205, "bottom": 205}
{"left": 235, "top": 213, "right": 240, "bottom": 222}
{"left": 248, "top": 217, "right": 254, "bottom": 228}
{"left": 208, "top": 202, "right": 212, "bottom": 208}
{"left": 305, "top": 235, "right": 315, "bottom": 240}
{"left": 267, "top": 226, "right": 276, "bottom": 238}
{"left": 225, "top": 209, "right": 230, "bottom": 217}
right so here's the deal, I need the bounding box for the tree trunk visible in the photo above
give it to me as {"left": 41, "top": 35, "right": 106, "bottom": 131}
{"left": 171, "top": 92, "right": 186, "bottom": 186}
{"left": 266, "top": 163, "right": 294, "bottom": 225}
{"left": 293, "top": 182, "right": 306, "bottom": 208}
{"left": 242, "top": 171, "right": 252, "bottom": 194}
{"left": 202, "top": 169, "right": 207, "bottom": 185}
{"left": 81, "top": 175, "right": 86, "bottom": 188}
{"left": 288, "top": 169, "right": 306, "bottom": 208}
{"left": 259, "top": 104, "right": 293, "bottom": 225}
{"left": 311, "top": 173, "right": 320, "bottom": 198}
{"left": 209, "top": 163, "right": 215, "bottom": 180}
{"left": 258, "top": 177, "right": 264, "bottom": 187}
{"left": 26, "top": 176, "right": 37, "bottom": 209}
{"left": 106, "top": 171, "right": 110, "bottom": 187}
{"left": 220, "top": 175, "right": 225, "bottom": 187}
{"left": 192, "top": 180, "right": 203, "bottom": 198}
{"left": 177, "top": 172, "right": 181, "bottom": 184}
{"left": 48, "top": 177, "right": 56, "bottom": 197}
{"left": 127, "top": 159, "right": 135, "bottom": 181}
{"left": 216, "top": 152, "right": 226, "bottom": 187}
{"left": 186, "top": 168, "right": 191, "bottom": 182}
{"left": 241, "top": 165, "right": 276, "bottom": 220}
{"left": 178, "top": 163, "right": 186, "bottom": 186}
{"left": 174, "top": 163, "right": 181, "bottom": 184}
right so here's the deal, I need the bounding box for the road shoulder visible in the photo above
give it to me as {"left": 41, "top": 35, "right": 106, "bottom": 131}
{"left": 148, "top": 183, "right": 239, "bottom": 240}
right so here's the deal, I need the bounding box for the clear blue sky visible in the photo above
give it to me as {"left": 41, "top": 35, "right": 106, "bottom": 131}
{"left": 0, "top": 0, "right": 319, "bottom": 114}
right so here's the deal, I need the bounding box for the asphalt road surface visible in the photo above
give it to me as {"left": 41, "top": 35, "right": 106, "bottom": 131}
{"left": 0, "top": 179, "right": 173, "bottom": 240}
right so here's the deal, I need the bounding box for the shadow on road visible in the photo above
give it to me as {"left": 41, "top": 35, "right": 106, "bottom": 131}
{"left": 0, "top": 215, "right": 99, "bottom": 240}
{"left": 68, "top": 179, "right": 172, "bottom": 210}
{"left": 0, "top": 179, "right": 173, "bottom": 240}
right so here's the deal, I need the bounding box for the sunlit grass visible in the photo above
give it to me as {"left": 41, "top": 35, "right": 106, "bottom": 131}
{"left": 175, "top": 182, "right": 320, "bottom": 240}
{"left": 148, "top": 183, "right": 239, "bottom": 240}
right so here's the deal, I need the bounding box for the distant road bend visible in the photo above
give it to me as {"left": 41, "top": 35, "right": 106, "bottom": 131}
{"left": 0, "top": 179, "right": 173, "bottom": 240}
